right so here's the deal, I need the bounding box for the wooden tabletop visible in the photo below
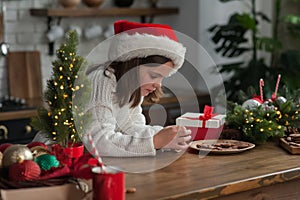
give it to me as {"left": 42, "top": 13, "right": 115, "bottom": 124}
{"left": 125, "top": 142, "right": 300, "bottom": 200}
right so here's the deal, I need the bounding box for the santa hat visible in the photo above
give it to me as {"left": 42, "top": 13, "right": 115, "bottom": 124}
{"left": 108, "top": 20, "right": 186, "bottom": 71}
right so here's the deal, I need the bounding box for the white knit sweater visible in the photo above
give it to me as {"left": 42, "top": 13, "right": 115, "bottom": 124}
{"left": 84, "top": 64, "right": 163, "bottom": 157}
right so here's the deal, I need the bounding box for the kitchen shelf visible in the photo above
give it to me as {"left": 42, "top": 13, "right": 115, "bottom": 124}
{"left": 30, "top": 7, "right": 179, "bottom": 55}
{"left": 29, "top": 7, "right": 179, "bottom": 18}
{"left": 0, "top": 109, "right": 37, "bottom": 121}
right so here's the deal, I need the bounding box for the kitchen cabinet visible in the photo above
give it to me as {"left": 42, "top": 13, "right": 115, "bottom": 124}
{"left": 0, "top": 109, "right": 38, "bottom": 144}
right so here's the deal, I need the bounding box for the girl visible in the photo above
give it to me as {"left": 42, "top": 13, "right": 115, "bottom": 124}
{"left": 85, "top": 20, "right": 191, "bottom": 157}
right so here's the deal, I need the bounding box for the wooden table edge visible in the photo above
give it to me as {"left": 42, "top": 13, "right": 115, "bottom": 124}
{"left": 159, "top": 166, "right": 300, "bottom": 200}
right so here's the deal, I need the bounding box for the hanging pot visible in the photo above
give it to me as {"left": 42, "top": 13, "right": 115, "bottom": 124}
{"left": 114, "top": 0, "right": 134, "bottom": 7}
{"left": 83, "top": 0, "right": 104, "bottom": 8}
{"left": 59, "top": 0, "right": 81, "bottom": 8}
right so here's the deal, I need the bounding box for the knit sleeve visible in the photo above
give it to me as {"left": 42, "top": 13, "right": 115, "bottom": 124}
{"left": 124, "top": 103, "right": 163, "bottom": 135}
{"left": 84, "top": 68, "right": 157, "bottom": 157}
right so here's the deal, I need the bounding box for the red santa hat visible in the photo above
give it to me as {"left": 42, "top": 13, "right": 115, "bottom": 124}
{"left": 108, "top": 20, "right": 186, "bottom": 71}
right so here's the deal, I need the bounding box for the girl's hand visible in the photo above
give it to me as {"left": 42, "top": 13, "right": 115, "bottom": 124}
{"left": 153, "top": 125, "right": 191, "bottom": 151}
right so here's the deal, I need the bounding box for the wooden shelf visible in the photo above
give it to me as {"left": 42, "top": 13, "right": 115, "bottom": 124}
{"left": 30, "top": 7, "right": 179, "bottom": 18}
{"left": 0, "top": 109, "right": 37, "bottom": 121}
{"left": 30, "top": 7, "right": 179, "bottom": 55}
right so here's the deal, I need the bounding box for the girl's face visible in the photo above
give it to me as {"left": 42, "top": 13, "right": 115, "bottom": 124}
{"left": 139, "top": 61, "right": 174, "bottom": 96}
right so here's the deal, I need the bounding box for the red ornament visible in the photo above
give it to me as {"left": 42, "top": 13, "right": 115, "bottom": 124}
{"left": 27, "top": 142, "right": 48, "bottom": 150}
{"left": 9, "top": 160, "right": 41, "bottom": 181}
{"left": 0, "top": 143, "right": 13, "bottom": 153}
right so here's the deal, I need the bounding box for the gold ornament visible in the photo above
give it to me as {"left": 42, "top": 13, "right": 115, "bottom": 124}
{"left": 2, "top": 145, "right": 33, "bottom": 167}
{"left": 30, "top": 146, "right": 50, "bottom": 159}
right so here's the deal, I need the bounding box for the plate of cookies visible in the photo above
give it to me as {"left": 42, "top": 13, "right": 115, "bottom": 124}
{"left": 189, "top": 139, "right": 255, "bottom": 154}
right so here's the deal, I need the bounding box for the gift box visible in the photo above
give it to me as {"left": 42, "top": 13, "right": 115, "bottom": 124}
{"left": 176, "top": 106, "right": 226, "bottom": 140}
{"left": 0, "top": 182, "right": 89, "bottom": 200}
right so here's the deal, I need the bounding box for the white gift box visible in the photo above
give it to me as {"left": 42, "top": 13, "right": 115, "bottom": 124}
{"left": 176, "top": 112, "right": 226, "bottom": 140}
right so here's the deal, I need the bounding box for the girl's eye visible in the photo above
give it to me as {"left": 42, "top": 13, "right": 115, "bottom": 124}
{"left": 150, "top": 74, "right": 159, "bottom": 79}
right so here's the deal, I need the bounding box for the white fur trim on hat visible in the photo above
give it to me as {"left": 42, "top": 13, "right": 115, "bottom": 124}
{"left": 108, "top": 33, "right": 186, "bottom": 71}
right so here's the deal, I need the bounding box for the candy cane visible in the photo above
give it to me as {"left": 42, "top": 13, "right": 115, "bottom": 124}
{"left": 260, "top": 79, "right": 264, "bottom": 102}
{"left": 273, "top": 74, "right": 281, "bottom": 99}
{"left": 86, "top": 132, "right": 105, "bottom": 173}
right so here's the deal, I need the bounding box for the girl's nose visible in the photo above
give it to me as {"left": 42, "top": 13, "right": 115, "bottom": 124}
{"left": 153, "top": 82, "right": 161, "bottom": 88}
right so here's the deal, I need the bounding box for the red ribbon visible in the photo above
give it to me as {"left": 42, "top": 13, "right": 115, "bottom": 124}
{"left": 184, "top": 105, "right": 218, "bottom": 127}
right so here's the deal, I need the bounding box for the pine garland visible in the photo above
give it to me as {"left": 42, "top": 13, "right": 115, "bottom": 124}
{"left": 31, "top": 31, "right": 91, "bottom": 147}
{"left": 226, "top": 86, "right": 300, "bottom": 144}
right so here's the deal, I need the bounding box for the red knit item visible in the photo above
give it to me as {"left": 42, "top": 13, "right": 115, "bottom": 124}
{"left": 0, "top": 143, "right": 13, "bottom": 153}
{"left": 27, "top": 142, "right": 48, "bottom": 150}
{"left": 9, "top": 160, "right": 41, "bottom": 181}
{"left": 114, "top": 20, "right": 178, "bottom": 42}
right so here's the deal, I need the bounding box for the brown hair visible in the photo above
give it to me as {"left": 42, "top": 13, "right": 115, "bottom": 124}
{"left": 105, "top": 55, "right": 172, "bottom": 108}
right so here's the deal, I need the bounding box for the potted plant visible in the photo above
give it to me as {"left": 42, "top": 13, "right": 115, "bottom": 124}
{"left": 208, "top": 0, "right": 281, "bottom": 101}
{"left": 31, "top": 31, "right": 91, "bottom": 166}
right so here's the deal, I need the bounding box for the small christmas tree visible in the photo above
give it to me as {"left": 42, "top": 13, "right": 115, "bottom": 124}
{"left": 31, "top": 31, "right": 91, "bottom": 147}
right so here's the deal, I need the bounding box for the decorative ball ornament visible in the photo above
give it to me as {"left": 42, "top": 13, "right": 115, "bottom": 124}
{"left": 262, "top": 101, "right": 275, "bottom": 111}
{"left": 0, "top": 143, "right": 13, "bottom": 153}
{"left": 242, "top": 99, "right": 262, "bottom": 110}
{"left": 27, "top": 142, "right": 48, "bottom": 150}
{"left": 2, "top": 145, "right": 33, "bottom": 167}
{"left": 30, "top": 146, "right": 50, "bottom": 159}
{"left": 34, "top": 154, "right": 60, "bottom": 171}
{"left": 275, "top": 96, "right": 287, "bottom": 104}
{"left": 9, "top": 160, "right": 41, "bottom": 181}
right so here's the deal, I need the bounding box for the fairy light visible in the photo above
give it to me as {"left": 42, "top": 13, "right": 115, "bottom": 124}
{"left": 54, "top": 82, "right": 58, "bottom": 86}
{"left": 59, "top": 67, "right": 63, "bottom": 71}
{"left": 260, "top": 128, "right": 264, "bottom": 132}
{"left": 278, "top": 125, "right": 282, "bottom": 129}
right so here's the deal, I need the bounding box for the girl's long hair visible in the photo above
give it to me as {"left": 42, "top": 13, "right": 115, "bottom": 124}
{"left": 105, "top": 55, "right": 172, "bottom": 108}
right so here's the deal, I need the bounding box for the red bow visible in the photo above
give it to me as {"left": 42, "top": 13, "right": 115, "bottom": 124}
{"left": 184, "top": 106, "right": 217, "bottom": 127}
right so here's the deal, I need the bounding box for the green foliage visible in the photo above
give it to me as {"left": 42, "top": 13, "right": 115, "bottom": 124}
{"left": 31, "top": 31, "right": 91, "bottom": 147}
{"left": 209, "top": 0, "right": 300, "bottom": 100}
{"left": 226, "top": 86, "right": 300, "bottom": 144}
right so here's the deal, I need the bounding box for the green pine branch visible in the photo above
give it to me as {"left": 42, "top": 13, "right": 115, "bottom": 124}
{"left": 31, "top": 31, "right": 91, "bottom": 147}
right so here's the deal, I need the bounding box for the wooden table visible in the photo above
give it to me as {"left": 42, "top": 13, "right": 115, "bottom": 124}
{"left": 125, "top": 142, "right": 300, "bottom": 199}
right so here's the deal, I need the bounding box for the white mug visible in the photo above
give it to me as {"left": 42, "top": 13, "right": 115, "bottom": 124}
{"left": 104, "top": 24, "right": 114, "bottom": 39}
{"left": 69, "top": 25, "right": 82, "bottom": 38}
{"left": 84, "top": 25, "right": 103, "bottom": 40}
{"left": 47, "top": 25, "right": 64, "bottom": 42}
